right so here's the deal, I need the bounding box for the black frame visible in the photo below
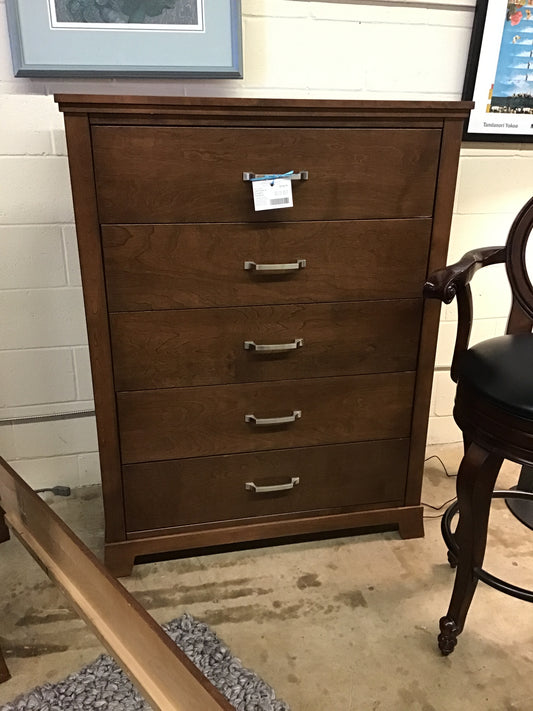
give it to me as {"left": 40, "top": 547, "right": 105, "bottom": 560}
{"left": 462, "top": 0, "right": 533, "bottom": 142}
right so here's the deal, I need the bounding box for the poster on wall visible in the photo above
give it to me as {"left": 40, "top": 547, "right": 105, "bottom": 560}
{"left": 463, "top": 0, "right": 533, "bottom": 141}
{"left": 5, "top": 0, "right": 242, "bottom": 78}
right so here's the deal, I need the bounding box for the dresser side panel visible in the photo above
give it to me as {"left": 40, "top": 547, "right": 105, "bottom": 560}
{"left": 63, "top": 113, "right": 125, "bottom": 542}
{"left": 406, "top": 118, "right": 465, "bottom": 505}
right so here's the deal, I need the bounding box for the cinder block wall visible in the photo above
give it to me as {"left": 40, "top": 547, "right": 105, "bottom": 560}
{"left": 0, "top": 0, "right": 532, "bottom": 488}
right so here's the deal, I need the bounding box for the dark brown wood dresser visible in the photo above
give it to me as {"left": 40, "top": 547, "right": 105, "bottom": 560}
{"left": 56, "top": 96, "right": 471, "bottom": 576}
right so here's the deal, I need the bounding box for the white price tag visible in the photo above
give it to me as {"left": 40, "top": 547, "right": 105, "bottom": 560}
{"left": 252, "top": 178, "right": 293, "bottom": 212}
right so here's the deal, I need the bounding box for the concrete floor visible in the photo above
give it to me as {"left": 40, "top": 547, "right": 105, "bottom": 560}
{"left": 0, "top": 443, "right": 532, "bottom": 710}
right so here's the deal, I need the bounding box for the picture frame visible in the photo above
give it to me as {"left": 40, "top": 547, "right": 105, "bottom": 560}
{"left": 462, "top": 0, "right": 533, "bottom": 141}
{"left": 5, "top": 0, "right": 242, "bottom": 78}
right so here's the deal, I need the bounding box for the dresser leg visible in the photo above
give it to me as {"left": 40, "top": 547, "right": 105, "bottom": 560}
{"left": 397, "top": 506, "right": 424, "bottom": 539}
{"left": 0, "top": 646, "right": 10, "bottom": 683}
{"left": 105, "top": 544, "right": 135, "bottom": 578}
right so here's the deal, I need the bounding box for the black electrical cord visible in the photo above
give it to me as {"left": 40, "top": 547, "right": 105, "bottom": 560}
{"left": 422, "top": 454, "right": 457, "bottom": 519}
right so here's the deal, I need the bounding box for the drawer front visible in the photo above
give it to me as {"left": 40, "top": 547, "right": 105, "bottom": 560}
{"left": 102, "top": 220, "right": 432, "bottom": 312}
{"left": 93, "top": 126, "right": 440, "bottom": 223}
{"left": 117, "top": 372, "right": 415, "bottom": 464}
{"left": 111, "top": 300, "right": 422, "bottom": 390}
{"left": 123, "top": 439, "right": 410, "bottom": 532}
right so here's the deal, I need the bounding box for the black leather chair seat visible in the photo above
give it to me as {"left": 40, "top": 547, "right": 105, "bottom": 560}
{"left": 457, "top": 333, "right": 533, "bottom": 418}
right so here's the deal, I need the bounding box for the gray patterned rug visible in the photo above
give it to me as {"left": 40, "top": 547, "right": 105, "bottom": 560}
{"left": 1, "top": 613, "right": 289, "bottom": 711}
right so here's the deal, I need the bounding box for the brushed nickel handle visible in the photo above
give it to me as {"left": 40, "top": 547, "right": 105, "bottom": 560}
{"left": 244, "top": 259, "right": 306, "bottom": 273}
{"left": 243, "top": 171, "right": 308, "bottom": 182}
{"left": 245, "top": 477, "right": 300, "bottom": 493}
{"left": 245, "top": 410, "right": 302, "bottom": 426}
{"left": 244, "top": 339, "right": 303, "bottom": 353}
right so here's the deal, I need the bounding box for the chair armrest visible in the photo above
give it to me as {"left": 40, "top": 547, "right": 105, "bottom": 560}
{"left": 423, "top": 246, "right": 506, "bottom": 304}
{"left": 423, "top": 246, "right": 506, "bottom": 382}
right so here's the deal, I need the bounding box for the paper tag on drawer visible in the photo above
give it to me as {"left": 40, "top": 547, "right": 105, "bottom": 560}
{"left": 252, "top": 178, "right": 293, "bottom": 211}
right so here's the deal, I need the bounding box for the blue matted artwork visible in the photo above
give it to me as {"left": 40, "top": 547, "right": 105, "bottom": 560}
{"left": 5, "top": 0, "right": 242, "bottom": 78}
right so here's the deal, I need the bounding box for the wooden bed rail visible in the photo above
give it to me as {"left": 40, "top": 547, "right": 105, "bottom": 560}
{"left": 0, "top": 457, "right": 231, "bottom": 710}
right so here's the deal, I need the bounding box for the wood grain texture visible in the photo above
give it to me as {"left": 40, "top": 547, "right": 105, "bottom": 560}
{"left": 106, "top": 505, "right": 424, "bottom": 576}
{"left": 93, "top": 127, "right": 441, "bottom": 223}
{"left": 56, "top": 94, "right": 473, "bottom": 124}
{"left": 110, "top": 300, "right": 422, "bottom": 390}
{"left": 102, "top": 220, "right": 432, "bottom": 312}
{"left": 122, "top": 439, "right": 409, "bottom": 532}
{"left": 57, "top": 97, "right": 468, "bottom": 567}
{"left": 62, "top": 115, "right": 125, "bottom": 543}
{"left": 406, "top": 118, "right": 465, "bottom": 506}
{"left": 0, "top": 457, "right": 230, "bottom": 709}
{"left": 117, "top": 372, "right": 415, "bottom": 464}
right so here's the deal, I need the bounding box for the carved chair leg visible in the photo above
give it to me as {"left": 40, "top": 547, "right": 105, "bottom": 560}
{"left": 0, "top": 645, "right": 10, "bottom": 683}
{"left": 444, "top": 433, "right": 474, "bottom": 569}
{"left": 438, "top": 442, "right": 503, "bottom": 655}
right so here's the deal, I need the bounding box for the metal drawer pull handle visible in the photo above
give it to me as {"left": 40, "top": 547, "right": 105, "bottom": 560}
{"left": 243, "top": 171, "right": 308, "bottom": 182}
{"left": 245, "top": 410, "right": 302, "bottom": 426}
{"left": 245, "top": 477, "right": 300, "bottom": 494}
{"left": 244, "top": 259, "right": 306, "bottom": 273}
{"left": 244, "top": 339, "right": 303, "bottom": 353}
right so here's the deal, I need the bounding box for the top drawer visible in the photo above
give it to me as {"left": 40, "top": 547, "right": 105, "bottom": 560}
{"left": 92, "top": 126, "right": 441, "bottom": 224}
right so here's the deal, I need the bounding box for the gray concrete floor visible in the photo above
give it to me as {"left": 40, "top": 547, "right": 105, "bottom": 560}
{"left": 0, "top": 443, "right": 532, "bottom": 710}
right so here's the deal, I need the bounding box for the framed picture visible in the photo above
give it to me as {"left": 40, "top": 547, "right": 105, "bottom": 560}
{"left": 463, "top": 0, "right": 533, "bottom": 141}
{"left": 5, "top": 0, "right": 242, "bottom": 78}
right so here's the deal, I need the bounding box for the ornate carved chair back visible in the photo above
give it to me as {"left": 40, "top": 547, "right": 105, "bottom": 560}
{"left": 505, "top": 195, "right": 533, "bottom": 334}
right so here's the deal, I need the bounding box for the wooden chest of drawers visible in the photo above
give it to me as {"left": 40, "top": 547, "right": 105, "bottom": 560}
{"left": 57, "top": 96, "right": 471, "bottom": 576}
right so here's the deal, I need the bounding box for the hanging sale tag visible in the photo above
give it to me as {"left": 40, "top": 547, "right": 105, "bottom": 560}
{"left": 252, "top": 178, "right": 293, "bottom": 212}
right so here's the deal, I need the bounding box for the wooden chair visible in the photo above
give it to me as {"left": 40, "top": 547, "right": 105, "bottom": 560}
{"left": 424, "top": 196, "right": 533, "bottom": 655}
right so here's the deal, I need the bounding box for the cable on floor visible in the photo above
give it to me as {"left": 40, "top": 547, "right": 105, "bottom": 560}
{"left": 422, "top": 454, "right": 457, "bottom": 519}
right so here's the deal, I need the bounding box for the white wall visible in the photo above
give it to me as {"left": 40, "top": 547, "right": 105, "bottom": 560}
{"left": 0, "top": 0, "right": 532, "bottom": 488}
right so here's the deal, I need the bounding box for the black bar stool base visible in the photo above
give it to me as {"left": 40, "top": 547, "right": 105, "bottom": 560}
{"left": 441, "top": 490, "right": 533, "bottom": 603}
{"left": 505, "top": 465, "right": 533, "bottom": 530}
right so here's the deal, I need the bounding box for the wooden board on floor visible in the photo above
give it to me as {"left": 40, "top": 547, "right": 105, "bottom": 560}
{"left": 0, "top": 457, "right": 231, "bottom": 710}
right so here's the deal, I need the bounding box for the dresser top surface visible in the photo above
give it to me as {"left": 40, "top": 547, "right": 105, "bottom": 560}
{"left": 55, "top": 94, "right": 473, "bottom": 121}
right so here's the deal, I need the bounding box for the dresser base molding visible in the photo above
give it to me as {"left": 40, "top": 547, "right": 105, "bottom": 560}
{"left": 105, "top": 505, "right": 424, "bottom": 577}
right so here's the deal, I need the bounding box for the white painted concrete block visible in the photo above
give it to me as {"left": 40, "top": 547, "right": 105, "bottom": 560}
{"left": 433, "top": 370, "right": 456, "bottom": 416}
{"left": 469, "top": 266, "right": 513, "bottom": 320}
{"left": 12, "top": 415, "right": 98, "bottom": 459}
{"left": 435, "top": 317, "right": 501, "bottom": 368}
{"left": 456, "top": 155, "right": 533, "bottom": 215}
{"left": 0, "top": 287, "right": 88, "bottom": 349}
{"left": 0, "top": 423, "right": 17, "bottom": 460}
{"left": 10, "top": 455, "right": 80, "bottom": 490}
{"left": 363, "top": 24, "right": 471, "bottom": 94}
{"left": 62, "top": 225, "right": 81, "bottom": 286}
{"left": 427, "top": 415, "right": 462, "bottom": 445}
{"left": 0, "top": 156, "right": 74, "bottom": 224}
{"left": 78, "top": 452, "right": 101, "bottom": 486}
{"left": 73, "top": 347, "right": 94, "bottom": 401}
{"left": 244, "top": 0, "right": 309, "bottom": 17}
{"left": 307, "top": 20, "right": 364, "bottom": 91}
{"left": 244, "top": 16, "right": 311, "bottom": 88}
{"left": 447, "top": 212, "right": 516, "bottom": 263}
{"left": 0, "top": 95, "right": 56, "bottom": 155}
{"left": 0, "top": 225, "right": 66, "bottom": 288}
{"left": 0, "top": 348, "right": 76, "bottom": 407}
